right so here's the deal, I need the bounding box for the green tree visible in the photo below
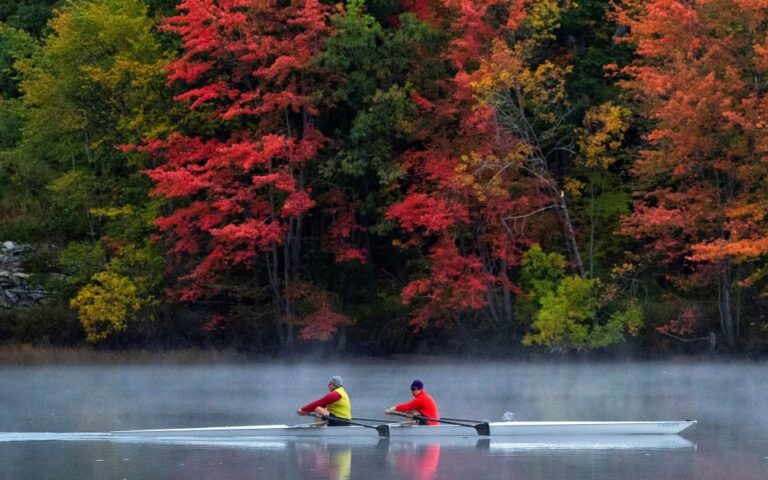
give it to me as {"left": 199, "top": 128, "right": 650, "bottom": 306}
{"left": 0, "top": 0, "right": 61, "bottom": 38}
{"left": 520, "top": 244, "right": 643, "bottom": 351}
{"left": 3, "top": 0, "right": 175, "bottom": 342}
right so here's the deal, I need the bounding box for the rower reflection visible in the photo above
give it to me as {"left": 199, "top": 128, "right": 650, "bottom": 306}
{"left": 291, "top": 441, "right": 444, "bottom": 480}
{"left": 296, "top": 445, "right": 352, "bottom": 480}
{"left": 389, "top": 444, "right": 441, "bottom": 480}
{"left": 287, "top": 436, "right": 694, "bottom": 479}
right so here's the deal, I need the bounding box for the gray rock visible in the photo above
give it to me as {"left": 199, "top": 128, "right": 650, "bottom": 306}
{"left": 0, "top": 241, "right": 46, "bottom": 307}
{"left": 4, "top": 290, "right": 18, "bottom": 303}
{"left": 29, "top": 291, "right": 46, "bottom": 301}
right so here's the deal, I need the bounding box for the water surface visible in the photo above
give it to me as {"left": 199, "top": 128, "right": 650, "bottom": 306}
{"left": 0, "top": 360, "right": 765, "bottom": 479}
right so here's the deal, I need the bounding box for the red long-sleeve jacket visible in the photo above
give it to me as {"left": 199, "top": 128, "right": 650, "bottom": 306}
{"left": 395, "top": 391, "right": 440, "bottom": 425}
{"left": 300, "top": 391, "right": 342, "bottom": 413}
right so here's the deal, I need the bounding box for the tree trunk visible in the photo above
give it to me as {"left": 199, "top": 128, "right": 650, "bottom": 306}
{"left": 500, "top": 269, "right": 514, "bottom": 326}
{"left": 337, "top": 324, "right": 347, "bottom": 352}
{"left": 539, "top": 175, "right": 585, "bottom": 277}
{"left": 265, "top": 249, "right": 285, "bottom": 347}
{"left": 719, "top": 264, "right": 736, "bottom": 348}
{"left": 558, "top": 190, "right": 585, "bottom": 277}
{"left": 283, "top": 239, "right": 294, "bottom": 348}
{"left": 492, "top": 89, "right": 586, "bottom": 278}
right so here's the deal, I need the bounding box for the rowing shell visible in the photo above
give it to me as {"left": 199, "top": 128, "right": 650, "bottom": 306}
{"left": 111, "top": 420, "right": 696, "bottom": 438}
{"left": 108, "top": 434, "right": 696, "bottom": 451}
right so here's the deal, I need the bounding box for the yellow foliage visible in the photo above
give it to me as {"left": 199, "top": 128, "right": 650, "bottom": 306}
{"left": 611, "top": 262, "right": 638, "bottom": 277}
{"left": 564, "top": 177, "right": 584, "bottom": 197}
{"left": 471, "top": 40, "right": 571, "bottom": 124}
{"left": 70, "top": 271, "right": 142, "bottom": 343}
{"left": 89, "top": 205, "right": 134, "bottom": 218}
{"left": 522, "top": 62, "right": 572, "bottom": 122}
{"left": 577, "top": 102, "right": 632, "bottom": 169}
{"left": 470, "top": 40, "right": 524, "bottom": 96}
{"left": 456, "top": 150, "right": 521, "bottom": 200}
{"left": 526, "top": 0, "right": 575, "bottom": 41}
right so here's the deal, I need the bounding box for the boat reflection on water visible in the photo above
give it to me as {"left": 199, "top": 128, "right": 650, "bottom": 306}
{"left": 486, "top": 434, "right": 695, "bottom": 451}
{"left": 0, "top": 433, "right": 696, "bottom": 480}
{"left": 1, "top": 432, "right": 694, "bottom": 453}
{"left": 107, "top": 434, "right": 694, "bottom": 480}
{"left": 291, "top": 436, "right": 694, "bottom": 480}
{"left": 107, "top": 433, "right": 695, "bottom": 451}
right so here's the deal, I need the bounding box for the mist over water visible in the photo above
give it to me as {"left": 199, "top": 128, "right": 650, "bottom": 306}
{"left": 0, "top": 360, "right": 765, "bottom": 479}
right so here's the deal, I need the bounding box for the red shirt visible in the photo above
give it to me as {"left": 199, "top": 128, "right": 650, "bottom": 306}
{"left": 395, "top": 391, "right": 440, "bottom": 425}
{"left": 300, "top": 391, "right": 342, "bottom": 413}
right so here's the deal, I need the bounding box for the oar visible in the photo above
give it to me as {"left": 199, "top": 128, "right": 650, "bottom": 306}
{"left": 440, "top": 416, "right": 486, "bottom": 423}
{"left": 308, "top": 413, "right": 390, "bottom": 438}
{"left": 388, "top": 411, "right": 490, "bottom": 436}
{"left": 351, "top": 416, "right": 397, "bottom": 423}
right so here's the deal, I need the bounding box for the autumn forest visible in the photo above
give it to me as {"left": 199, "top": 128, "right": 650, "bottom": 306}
{"left": 1, "top": 0, "right": 767, "bottom": 355}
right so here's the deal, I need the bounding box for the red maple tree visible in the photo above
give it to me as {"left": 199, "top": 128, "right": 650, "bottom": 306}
{"left": 138, "top": 0, "right": 352, "bottom": 345}
{"left": 387, "top": 0, "right": 533, "bottom": 331}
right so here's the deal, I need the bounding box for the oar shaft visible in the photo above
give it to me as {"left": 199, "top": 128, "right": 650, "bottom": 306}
{"left": 440, "top": 416, "right": 483, "bottom": 423}
{"left": 308, "top": 413, "right": 390, "bottom": 438}
{"left": 351, "top": 417, "right": 394, "bottom": 423}
{"left": 387, "top": 411, "right": 490, "bottom": 436}
{"left": 387, "top": 411, "right": 448, "bottom": 424}
{"left": 391, "top": 412, "right": 485, "bottom": 425}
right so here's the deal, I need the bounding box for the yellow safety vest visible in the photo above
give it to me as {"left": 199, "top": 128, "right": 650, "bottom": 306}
{"left": 327, "top": 386, "right": 351, "bottom": 419}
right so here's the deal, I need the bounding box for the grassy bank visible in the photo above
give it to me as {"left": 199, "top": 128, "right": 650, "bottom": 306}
{"left": 0, "top": 343, "right": 754, "bottom": 366}
{"left": 0, "top": 344, "right": 260, "bottom": 365}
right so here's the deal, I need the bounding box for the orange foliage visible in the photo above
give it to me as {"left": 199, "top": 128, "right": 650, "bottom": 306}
{"left": 616, "top": 0, "right": 768, "bottom": 287}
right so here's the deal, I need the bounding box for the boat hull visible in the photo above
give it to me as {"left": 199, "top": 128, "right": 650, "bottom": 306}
{"left": 109, "top": 434, "right": 696, "bottom": 451}
{"left": 111, "top": 420, "right": 696, "bottom": 438}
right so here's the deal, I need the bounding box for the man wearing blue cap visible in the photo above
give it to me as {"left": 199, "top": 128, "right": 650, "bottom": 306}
{"left": 297, "top": 375, "right": 351, "bottom": 426}
{"left": 385, "top": 380, "right": 440, "bottom": 425}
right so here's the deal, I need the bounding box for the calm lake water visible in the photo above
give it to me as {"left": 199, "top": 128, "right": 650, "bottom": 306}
{"left": 0, "top": 360, "right": 765, "bottom": 479}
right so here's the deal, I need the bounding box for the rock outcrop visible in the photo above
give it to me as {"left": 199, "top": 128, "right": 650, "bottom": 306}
{"left": 0, "top": 241, "right": 46, "bottom": 308}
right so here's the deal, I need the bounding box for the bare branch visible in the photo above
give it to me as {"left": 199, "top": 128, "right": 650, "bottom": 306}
{"left": 501, "top": 204, "right": 560, "bottom": 235}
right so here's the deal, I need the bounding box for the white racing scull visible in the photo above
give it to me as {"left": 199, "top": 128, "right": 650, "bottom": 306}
{"left": 111, "top": 420, "right": 696, "bottom": 439}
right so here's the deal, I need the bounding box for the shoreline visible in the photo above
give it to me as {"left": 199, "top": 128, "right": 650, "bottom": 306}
{"left": 0, "top": 344, "right": 764, "bottom": 365}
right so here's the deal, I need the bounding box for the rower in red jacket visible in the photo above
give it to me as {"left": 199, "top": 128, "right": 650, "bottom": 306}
{"left": 385, "top": 380, "right": 440, "bottom": 425}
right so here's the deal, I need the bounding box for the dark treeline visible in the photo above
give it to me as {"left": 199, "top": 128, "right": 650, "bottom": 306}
{"left": 1, "top": 0, "right": 767, "bottom": 356}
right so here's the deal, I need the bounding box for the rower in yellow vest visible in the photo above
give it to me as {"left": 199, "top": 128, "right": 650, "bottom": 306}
{"left": 297, "top": 375, "right": 351, "bottom": 426}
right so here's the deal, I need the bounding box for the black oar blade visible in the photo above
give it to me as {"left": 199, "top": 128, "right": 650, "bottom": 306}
{"left": 375, "top": 424, "right": 390, "bottom": 438}
{"left": 474, "top": 422, "right": 491, "bottom": 436}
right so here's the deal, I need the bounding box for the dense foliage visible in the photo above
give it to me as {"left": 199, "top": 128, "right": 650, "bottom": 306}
{"left": 1, "top": 0, "right": 767, "bottom": 355}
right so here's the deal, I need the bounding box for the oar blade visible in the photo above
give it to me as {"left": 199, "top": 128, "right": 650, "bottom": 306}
{"left": 375, "top": 424, "right": 390, "bottom": 438}
{"left": 474, "top": 422, "right": 491, "bottom": 436}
